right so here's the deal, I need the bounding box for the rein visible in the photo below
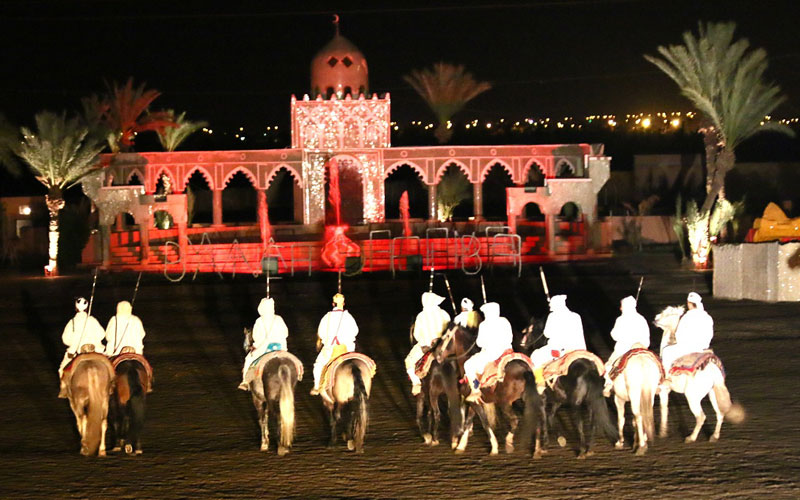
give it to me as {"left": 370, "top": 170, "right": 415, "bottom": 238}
{"left": 439, "top": 328, "right": 478, "bottom": 362}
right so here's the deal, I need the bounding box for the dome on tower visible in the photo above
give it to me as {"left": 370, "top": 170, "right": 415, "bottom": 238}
{"left": 311, "top": 22, "right": 368, "bottom": 99}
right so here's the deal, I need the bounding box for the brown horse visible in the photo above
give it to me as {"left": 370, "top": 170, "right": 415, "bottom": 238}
{"left": 415, "top": 337, "right": 464, "bottom": 449}
{"left": 317, "top": 353, "right": 375, "bottom": 453}
{"left": 109, "top": 356, "right": 149, "bottom": 455}
{"left": 434, "top": 323, "right": 545, "bottom": 458}
{"left": 64, "top": 353, "right": 115, "bottom": 456}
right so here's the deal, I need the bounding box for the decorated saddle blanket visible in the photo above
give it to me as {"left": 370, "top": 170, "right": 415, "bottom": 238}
{"left": 608, "top": 348, "right": 665, "bottom": 383}
{"left": 320, "top": 352, "right": 377, "bottom": 403}
{"left": 244, "top": 351, "right": 304, "bottom": 385}
{"left": 59, "top": 353, "right": 116, "bottom": 399}
{"left": 669, "top": 350, "right": 725, "bottom": 379}
{"left": 111, "top": 353, "right": 155, "bottom": 393}
{"left": 542, "top": 350, "right": 605, "bottom": 387}
{"left": 414, "top": 350, "right": 436, "bottom": 379}
{"left": 479, "top": 350, "right": 535, "bottom": 389}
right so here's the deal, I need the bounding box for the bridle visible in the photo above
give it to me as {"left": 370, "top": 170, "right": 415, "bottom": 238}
{"left": 437, "top": 326, "right": 478, "bottom": 362}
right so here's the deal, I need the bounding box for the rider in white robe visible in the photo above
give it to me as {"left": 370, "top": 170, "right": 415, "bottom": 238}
{"left": 59, "top": 297, "right": 106, "bottom": 377}
{"left": 405, "top": 292, "right": 451, "bottom": 395}
{"left": 602, "top": 295, "right": 651, "bottom": 396}
{"left": 661, "top": 292, "right": 714, "bottom": 372}
{"left": 530, "top": 295, "right": 586, "bottom": 391}
{"left": 239, "top": 297, "right": 289, "bottom": 390}
{"left": 311, "top": 293, "right": 359, "bottom": 395}
{"left": 464, "top": 302, "right": 513, "bottom": 401}
{"left": 453, "top": 297, "right": 481, "bottom": 329}
{"left": 104, "top": 301, "right": 146, "bottom": 357}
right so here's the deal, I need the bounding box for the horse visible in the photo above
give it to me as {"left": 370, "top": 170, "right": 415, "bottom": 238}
{"left": 520, "top": 318, "right": 618, "bottom": 459}
{"left": 434, "top": 323, "right": 546, "bottom": 458}
{"left": 414, "top": 336, "right": 464, "bottom": 449}
{"left": 109, "top": 354, "right": 149, "bottom": 455}
{"left": 607, "top": 348, "right": 663, "bottom": 455}
{"left": 243, "top": 328, "right": 300, "bottom": 456}
{"left": 654, "top": 306, "right": 745, "bottom": 442}
{"left": 317, "top": 352, "right": 375, "bottom": 453}
{"left": 63, "top": 351, "right": 115, "bottom": 456}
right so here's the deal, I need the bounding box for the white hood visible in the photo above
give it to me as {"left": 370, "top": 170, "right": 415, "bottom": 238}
{"left": 549, "top": 295, "right": 568, "bottom": 313}
{"left": 687, "top": 292, "right": 704, "bottom": 311}
{"left": 620, "top": 296, "right": 637, "bottom": 314}
{"left": 421, "top": 292, "right": 445, "bottom": 309}
{"left": 116, "top": 300, "right": 132, "bottom": 317}
{"left": 258, "top": 297, "right": 275, "bottom": 318}
{"left": 480, "top": 302, "right": 500, "bottom": 319}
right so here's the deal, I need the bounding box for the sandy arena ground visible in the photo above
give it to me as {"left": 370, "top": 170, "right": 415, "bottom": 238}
{"left": 1, "top": 254, "right": 799, "bottom": 499}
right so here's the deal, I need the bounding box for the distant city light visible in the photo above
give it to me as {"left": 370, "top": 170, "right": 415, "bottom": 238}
{"left": 642, "top": 118, "right": 652, "bottom": 129}
{"left": 671, "top": 118, "right": 681, "bottom": 128}
{"left": 19, "top": 206, "right": 31, "bottom": 215}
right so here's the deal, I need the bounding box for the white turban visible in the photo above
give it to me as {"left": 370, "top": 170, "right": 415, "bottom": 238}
{"left": 461, "top": 298, "right": 474, "bottom": 311}
{"left": 549, "top": 295, "right": 568, "bottom": 312}
{"left": 687, "top": 292, "right": 704, "bottom": 310}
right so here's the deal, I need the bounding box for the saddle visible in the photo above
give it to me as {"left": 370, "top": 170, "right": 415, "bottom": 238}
{"left": 478, "top": 350, "right": 535, "bottom": 389}
{"left": 59, "top": 353, "right": 115, "bottom": 399}
{"left": 542, "top": 350, "right": 605, "bottom": 388}
{"left": 243, "top": 350, "right": 304, "bottom": 385}
{"left": 111, "top": 352, "right": 155, "bottom": 393}
{"left": 608, "top": 348, "right": 665, "bottom": 383}
{"left": 320, "top": 352, "right": 377, "bottom": 404}
{"left": 414, "top": 350, "right": 436, "bottom": 380}
{"left": 669, "top": 350, "right": 725, "bottom": 379}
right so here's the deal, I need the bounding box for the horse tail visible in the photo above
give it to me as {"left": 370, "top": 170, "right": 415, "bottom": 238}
{"left": 349, "top": 364, "right": 369, "bottom": 452}
{"left": 588, "top": 376, "right": 618, "bottom": 443}
{"left": 518, "top": 370, "right": 543, "bottom": 451}
{"left": 84, "top": 365, "right": 107, "bottom": 456}
{"left": 116, "top": 371, "right": 131, "bottom": 406}
{"left": 278, "top": 363, "right": 295, "bottom": 450}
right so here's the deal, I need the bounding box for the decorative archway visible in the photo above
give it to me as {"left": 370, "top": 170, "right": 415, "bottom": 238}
{"left": 266, "top": 166, "right": 299, "bottom": 223}
{"left": 222, "top": 170, "right": 258, "bottom": 224}
{"left": 326, "top": 156, "right": 364, "bottom": 225}
{"left": 437, "top": 163, "right": 474, "bottom": 220}
{"left": 482, "top": 163, "right": 514, "bottom": 220}
{"left": 523, "top": 161, "right": 546, "bottom": 186}
{"left": 384, "top": 164, "right": 428, "bottom": 219}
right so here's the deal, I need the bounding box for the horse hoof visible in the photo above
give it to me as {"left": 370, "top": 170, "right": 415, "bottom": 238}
{"left": 557, "top": 436, "right": 567, "bottom": 448}
{"left": 277, "top": 446, "right": 290, "bottom": 456}
{"left": 124, "top": 444, "right": 134, "bottom": 455}
{"left": 347, "top": 440, "right": 355, "bottom": 451}
{"left": 615, "top": 441, "right": 625, "bottom": 450}
{"left": 111, "top": 446, "right": 121, "bottom": 453}
{"left": 135, "top": 449, "right": 143, "bottom": 456}
{"left": 260, "top": 444, "right": 269, "bottom": 452}
{"left": 635, "top": 446, "right": 647, "bottom": 456}
{"left": 532, "top": 451, "right": 542, "bottom": 460}
{"left": 98, "top": 450, "right": 107, "bottom": 457}
{"left": 422, "top": 433, "right": 432, "bottom": 445}
{"left": 490, "top": 448, "right": 499, "bottom": 456}
{"left": 80, "top": 447, "right": 90, "bottom": 456}
{"left": 684, "top": 436, "right": 696, "bottom": 443}
{"left": 659, "top": 431, "right": 668, "bottom": 439}
{"left": 454, "top": 448, "right": 465, "bottom": 455}
{"left": 709, "top": 435, "right": 719, "bottom": 443}
{"left": 506, "top": 444, "right": 514, "bottom": 454}
{"left": 577, "top": 453, "right": 587, "bottom": 460}
{"left": 585, "top": 450, "right": 595, "bottom": 457}
{"left": 451, "top": 438, "right": 459, "bottom": 450}
{"left": 430, "top": 440, "right": 439, "bottom": 447}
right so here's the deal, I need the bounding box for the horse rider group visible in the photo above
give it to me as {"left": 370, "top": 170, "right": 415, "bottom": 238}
{"left": 59, "top": 297, "right": 147, "bottom": 382}
{"left": 402, "top": 288, "right": 715, "bottom": 401}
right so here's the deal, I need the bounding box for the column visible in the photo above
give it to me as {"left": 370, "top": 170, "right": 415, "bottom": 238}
{"left": 473, "top": 182, "right": 482, "bottom": 220}
{"left": 545, "top": 213, "right": 556, "bottom": 256}
{"left": 428, "top": 183, "right": 437, "bottom": 222}
{"left": 212, "top": 189, "right": 223, "bottom": 226}
{"left": 139, "top": 217, "right": 151, "bottom": 263}
{"left": 293, "top": 181, "right": 304, "bottom": 223}
{"left": 101, "top": 225, "right": 111, "bottom": 268}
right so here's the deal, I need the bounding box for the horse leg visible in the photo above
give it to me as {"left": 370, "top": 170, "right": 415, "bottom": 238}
{"left": 614, "top": 395, "right": 626, "bottom": 450}
{"left": 577, "top": 402, "right": 596, "bottom": 459}
{"left": 446, "top": 385, "right": 463, "bottom": 450}
{"left": 658, "top": 385, "right": 670, "bottom": 438}
{"left": 473, "top": 403, "right": 499, "bottom": 456}
{"left": 416, "top": 393, "right": 430, "bottom": 445}
{"left": 99, "top": 415, "right": 108, "bottom": 457}
{"left": 455, "top": 405, "right": 475, "bottom": 454}
{"left": 252, "top": 392, "right": 268, "bottom": 451}
{"left": 328, "top": 403, "right": 340, "bottom": 448}
{"left": 707, "top": 385, "right": 724, "bottom": 442}
{"left": 502, "top": 404, "right": 518, "bottom": 453}
{"left": 629, "top": 386, "right": 647, "bottom": 455}
{"left": 430, "top": 389, "right": 441, "bottom": 446}
{"left": 546, "top": 400, "right": 562, "bottom": 449}
{"left": 684, "top": 393, "right": 706, "bottom": 443}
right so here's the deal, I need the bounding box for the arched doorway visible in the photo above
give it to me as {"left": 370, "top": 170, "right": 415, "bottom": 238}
{"left": 556, "top": 161, "right": 577, "bottom": 178}
{"left": 437, "top": 164, "right": 473, "bottom": 221}
{"left": 384, "top": 165, "right": 427, "bottom": 219}
{"left": 266, "top": 168, "right": 296, "bottom": 223}
{"left": 525, "top": 163, "right": 546, "bottom": 186}
{"left": 185, "top": 170, "right": 212, "bottom": 225}
{"left": 223, "top": 171, "right": 257, "bottom": 224}
{"left": 482, "top": 163, "right": 514, "bottom": 221}
{"left": 326, "top": 158, "right": 363, "bottom": 225}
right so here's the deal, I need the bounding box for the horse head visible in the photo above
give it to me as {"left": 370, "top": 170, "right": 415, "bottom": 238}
{"left": 654, "top": 305, "right": 684, "bottom": 336}
{"left": 519, "top": 316, "right": 546, "bottom": 353}
{"left": 243, "top": 327, "right": 253, "bottom": 353}
{"left": 434, "top": 323, "right": 459, "bottom": 364}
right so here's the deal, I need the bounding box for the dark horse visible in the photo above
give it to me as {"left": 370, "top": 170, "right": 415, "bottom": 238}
{"left": 520, "top": 317, "right": 617, "bottom": 458}
{"left": 243, "top": 329, "right": 300, "bottom": 456}
{"left": 415, "top": 336, "right": 464, "bottom": 449}
{"left": 434, "top": 323, "right": 545, "bottom": 458}
{"left": 321, "top": 355, "right": 374, "bottom": 453}
{"left": 109, "top": 356, "right": 148, "bottom": 455}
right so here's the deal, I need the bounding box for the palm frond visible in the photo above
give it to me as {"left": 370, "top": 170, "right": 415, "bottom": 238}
{"left": 157, "top": 110, "right": 209, "bottom": 151}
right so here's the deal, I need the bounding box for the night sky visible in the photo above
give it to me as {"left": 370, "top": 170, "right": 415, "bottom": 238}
{"left": 2, "top": 0, "right": 798, "bottom": 131}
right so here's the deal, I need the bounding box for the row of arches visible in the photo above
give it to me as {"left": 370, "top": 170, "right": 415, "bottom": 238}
{"left": 385, "top": 158, "right": 579, "bottom": 186}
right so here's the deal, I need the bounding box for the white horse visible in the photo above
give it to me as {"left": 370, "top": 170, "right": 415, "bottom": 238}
{"left": 654, "top": 306, "right": 744, "bottom": 442}
{"left": 608, "top": 348, "right": 663, "bottom": 455}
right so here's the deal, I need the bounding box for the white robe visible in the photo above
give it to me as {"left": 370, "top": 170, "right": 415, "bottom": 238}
{"left": 454, "top": 310, "right": 480, "bottom": 328}
{"left": 531, "top": 303, "right": 586, "bottom": 367}
{"left": 242, "top": 314, "right": 289, "bottom": 380}
{"left": 605, "top": 302, "right": 651, "bottom": 371}
{"left": 59, "top": 312, "right": 106, "bottom": 376}
{"left": 464, "top": 303, "right": 513, "bottom": 384}
{"left": 661, "top": 307, "right": 714, "bottom": 370}
{"left": 104, "top": 314, "right": 146, "bottom": 356}
{"left": 313, "top": 309, "right": 359, "bottom": 388}
{"left": 405, "top": 296, "right": 450, "bottom": 385}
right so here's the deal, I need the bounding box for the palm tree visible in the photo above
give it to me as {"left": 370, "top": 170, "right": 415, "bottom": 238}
{"left": 404, "top": 63, "right": 491, "bottom": 144}
{"left": 101, "top": 78, "right": 175, "bottom": 152}
{"left": 16, "top": 111, "right": 106, "bottom": 275}
{"left": 436, "top": 168, "right": 472, "bottom": 222}
{"left": 645, "top": 21, "right": 793, "bottom": 268}
{"left": 157, "top": 110, "right": 208, "bottom": 152}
